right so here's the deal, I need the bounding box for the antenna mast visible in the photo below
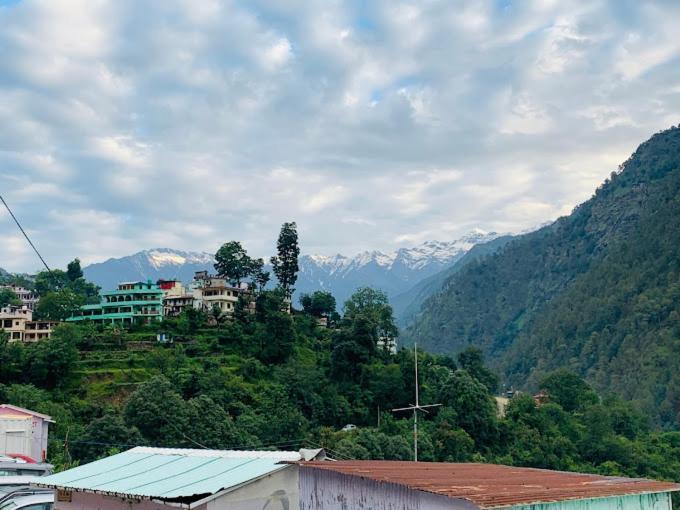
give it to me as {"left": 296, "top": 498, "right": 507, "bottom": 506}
{"left": 392, "top": 343, "right": 442, "bottom": 461}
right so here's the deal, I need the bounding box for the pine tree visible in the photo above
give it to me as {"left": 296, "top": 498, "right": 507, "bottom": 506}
{"left": 270, "top": 222, "right": 300, "bottom": 299}
{"left": 66, "top": 258, "right": 84, "bottom": 281}
{"left": 214, "top": 241, "right": 252, "bottom": 286}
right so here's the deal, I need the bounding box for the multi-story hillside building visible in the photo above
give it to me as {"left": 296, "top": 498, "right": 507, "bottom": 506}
{"left": 0, "top": 306, "right": 59, "bottom": 342}
{"left": 67, "top": 281, "right": 163, "bottom": 326}
{"left": 191, "top": 271, "right": 249, "bottom": 315}
{"left": 66, "top": 276, "right": 252, "bottom": 327}
{"left": 159, "top": 280, "right": 195, "bottom": 317}
{"left": 0, "top": 285, "right": 39, "bottom": 310}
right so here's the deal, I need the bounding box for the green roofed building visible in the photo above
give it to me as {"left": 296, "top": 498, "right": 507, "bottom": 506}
{"left": 37, "top": 446, "right": 326, "bottom": 510}
{"left": 67, "top": 280, "right": 163, "bottom": 326}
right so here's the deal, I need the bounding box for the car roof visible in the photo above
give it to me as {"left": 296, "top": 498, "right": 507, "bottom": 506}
{"left": 0, "top": 486, "right": 30, "bottom": 494}
{"left": 0, "top": 462, "right": 51, "bottom": 471}
{"left": 3, "top": 493, "right": 53, "bottom": 506}
{"left": 0, "top": 477, "right": 41, "bottom": 487}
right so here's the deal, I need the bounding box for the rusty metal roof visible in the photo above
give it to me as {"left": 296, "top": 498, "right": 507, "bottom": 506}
{"left": 298, "top": 461, "right": 680, "bottom": 508}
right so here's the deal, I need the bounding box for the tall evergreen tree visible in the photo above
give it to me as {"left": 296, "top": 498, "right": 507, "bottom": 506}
{"left": 249, "top": 258, "right": 271, "bottom": 292}
{"left": 214, "top": 241, "right": 253, "bottom": 286}
{"left": 66, "top": 258, "right": 84, "bottom": 281}
{"left": 270, "top": 222, "right": 300, "bottom": 298}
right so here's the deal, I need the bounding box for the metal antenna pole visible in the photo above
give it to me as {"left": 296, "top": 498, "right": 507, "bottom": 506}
{"left": 415, "top": 343, "right": 419, "bottom": 407}
{"left": 414, "top": 406, "right": 418, "bottom": 462}
{"left": 392, "top": 343, "right": 442, "bottom": 462}
{"left": 414, "top": 343, "right": 419, "bottom": 461}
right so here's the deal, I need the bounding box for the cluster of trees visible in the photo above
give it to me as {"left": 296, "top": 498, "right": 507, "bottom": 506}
{"left": 0, "top": 325, "right": 79, "bottom": 389}
{"left": 214, "top": 222, "right": 300, "bottom": 298}
{"left": 405, "top": 126, "right": 680, "bottom": 429}
{"left": 0, "top": 280, "right": 678, "bottom": 491}
{"left": 28, "top": 259, "right": 101, "bottom": 321}
{"left": 0, "top": 287, "right": 21, "bottom": 307}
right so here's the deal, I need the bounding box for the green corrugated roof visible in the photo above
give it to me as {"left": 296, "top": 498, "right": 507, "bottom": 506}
{"left": 38, "top": 448, "right": 290, "bottom": 503}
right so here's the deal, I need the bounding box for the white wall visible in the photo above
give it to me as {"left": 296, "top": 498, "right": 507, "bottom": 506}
{"left": 0, "top": 417, "right": 32, "bottom": 458}
{"left": 207, "top": 467, "right": 299, "bottom": 510}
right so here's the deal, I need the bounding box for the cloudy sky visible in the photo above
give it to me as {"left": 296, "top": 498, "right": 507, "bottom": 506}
{"left": 1, "top": 0, "right": 679, "bottom": 272}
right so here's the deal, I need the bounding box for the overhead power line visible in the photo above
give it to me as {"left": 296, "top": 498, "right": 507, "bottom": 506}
{"left": 0, "top": 194, "right": 52, "bottom": 273}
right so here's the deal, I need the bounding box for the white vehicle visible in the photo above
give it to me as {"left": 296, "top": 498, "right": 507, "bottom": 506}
{"left": 0, "top": 479, "right": 41, "bottom": 490}
{"left": 0, "top": 459, "right": 53, "bottom": 478}
{"left": 0, "top": 493, "right": 53, "bottom": 510}
{"left": 0, "top": 484, "right": 52, "bottom": 505}
{"left": 341, "top": 424, "right": 357, "bottom": 431}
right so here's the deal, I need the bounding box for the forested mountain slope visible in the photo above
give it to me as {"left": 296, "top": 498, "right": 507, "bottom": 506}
{"left": 392, "top": 236, "right": 514, "bottom": 327}
{"left": 404, "top": 126, "right": 680, "bottom": 428}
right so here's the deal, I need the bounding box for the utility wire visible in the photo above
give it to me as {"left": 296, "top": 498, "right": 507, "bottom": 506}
{"left": 47, "top": 436, "right": 355, "bottom": 461}
{"left": 0, "top": 194, "right": 52, "bottom": 273}
{"left": 47, "top": 436, "right": 311, "bottom": 451}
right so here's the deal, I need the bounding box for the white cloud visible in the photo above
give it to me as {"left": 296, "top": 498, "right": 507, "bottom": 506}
{"left": 91, "top": 136, "right": 149, "bottom": 168}
{"left": 0, "top": 0, "right": 679, "bottom": 271}
{"left": 259, "top": 37, "right": 293, "bottom": 70}
{"left": 301, "top": 185, "right": 348, "bottom": 213}
{"left": 499, "top": 92, "right": 553, "bottom": 135}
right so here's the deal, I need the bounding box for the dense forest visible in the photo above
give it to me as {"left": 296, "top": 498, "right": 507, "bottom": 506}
{"left": 403, "top": 126, "right": 680, "bottom": 429}
{"left": 1, "top": 253, "right": 680, "bottom": 496}
{"left": 393, "top": 235, "right": 515, "bottom": 326}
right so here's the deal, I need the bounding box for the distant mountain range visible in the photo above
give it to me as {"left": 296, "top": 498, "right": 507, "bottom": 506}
{"left": 295, "top": 230, "right": 501, "bottom": 306}
{"left": 82, "top": 231, "right": 503, "bottom": 312}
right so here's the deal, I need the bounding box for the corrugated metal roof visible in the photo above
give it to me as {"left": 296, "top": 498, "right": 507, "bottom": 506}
{"left": 298, "top": 461, "right": 680, "bottom": 508}
{"left": 38, "top": 447, "right": 296, "bottom": 503}
{"left": 128, "top": 447, "right": 304, "bottom": 460}
{"left": 0, "top": 404, "right": 54, "bottom": 422}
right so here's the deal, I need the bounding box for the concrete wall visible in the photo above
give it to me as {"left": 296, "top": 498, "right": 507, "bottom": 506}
{"left": 299, "top": 467, "right": 473, "bottom": 510}
{"left": 208, "top": 467, "right": 299, "bottom": 510}
{"left": 52, "top": 491, "right": 193, "bottom": 510}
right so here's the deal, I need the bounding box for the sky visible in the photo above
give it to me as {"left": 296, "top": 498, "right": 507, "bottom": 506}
{"left": 1, "top": 0, "right": 679, "bottom": 273}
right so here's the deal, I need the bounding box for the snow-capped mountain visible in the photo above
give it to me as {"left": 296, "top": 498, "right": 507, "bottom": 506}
{"left": 83, "top": 248, "right": 215, "bottom": 291}
{"left": 82, "top": 231, "right": 501, "bottom": 306}
{"left": 295, "top": 231, "right": 500, "bottom": 304}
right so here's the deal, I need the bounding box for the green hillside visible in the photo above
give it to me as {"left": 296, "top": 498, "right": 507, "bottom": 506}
{"left": 1, "top": 228, "right": 680, "bottom": 489}
{"left": 404, "top": 126, "right": 680, "bottom": 428}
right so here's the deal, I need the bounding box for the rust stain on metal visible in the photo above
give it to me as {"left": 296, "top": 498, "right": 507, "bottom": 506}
{"left": 297, "top": 461, "right": 680, "bottom": 508}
